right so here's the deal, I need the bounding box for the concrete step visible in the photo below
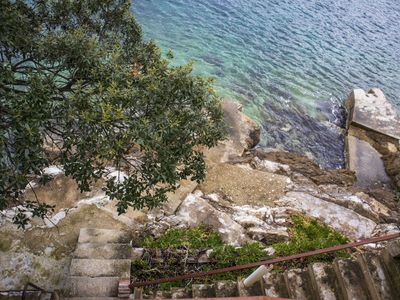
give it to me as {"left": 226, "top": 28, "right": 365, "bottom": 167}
{"left": 191, "top": 284, "right": 216, "bottom": 298}
{"left": 74, "top": 242, "right": 133, "bottom": 259}
{"left": 214, "top": 280, "right": 239, "bottom": 297}
{"left": 334, "top": 258, "right": 372, "bottom": 300}
{"left": 263, "top": 272, "right": 290, "bottom": 298}
{"left": 309, "top": 262, "right": 342, "bottom": 300}
{"left": 237, "top": 278, "right": 265, "bottom": 296}
{"left": 78, "top": 228, "right": 131, "bottom": 244}
{"left": 284, "top": 268, "right": 317, "bottom": 300}
{"left": 69, "top": 258, "right": 131, "bottom": 277}
{"left": 358, "top": 252, "right": 397, "bottom": 300}
{"left": 64, "top": 276, "right": 119, "bottom": 297}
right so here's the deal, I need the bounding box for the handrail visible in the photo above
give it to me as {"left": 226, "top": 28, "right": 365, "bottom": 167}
{"left": 129, "top": 232, "right": 400, "bottom": 288}
{"left": 23, "top": 282, "right": 46, "bottom": 299}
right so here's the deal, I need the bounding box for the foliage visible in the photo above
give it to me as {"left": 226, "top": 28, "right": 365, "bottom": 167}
{"left": 132, "top": 226, "right": 267, "bottom": 290}
{"left": 0, "top": 0, "right": 225, "bottom": 227}
{"left": 143, "top": 225, "right": 223, "bottom": 249}
{"left": 272, "top": 215, "right": 349, "bottom": 266}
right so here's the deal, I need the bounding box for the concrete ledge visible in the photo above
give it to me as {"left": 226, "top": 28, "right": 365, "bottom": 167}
{"left": 346, "top": 88, "right": 400, "bottom": 140}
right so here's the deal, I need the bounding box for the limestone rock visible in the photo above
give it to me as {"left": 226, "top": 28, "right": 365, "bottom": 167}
{"left": 276, "top": 191, "right": 377, "bottom": 240}
{"left": 175, "top": 193, "right": 249, "bottom": 246}
{"left": 199, "top": 163, "right": 290, "bottom": 206}
{"left": 163, "top": 179, "right": 198, "bottom": 215}
{"left": 203, "top": 101, "right": 260, "bottom": 165}
{"left": 222, "top": 101, "right": 260, "bottom": 150}
{"left": 249, "top": 149, "right": 356, "bottom": 186}
{"left": 246, "top": 226, "right": 289, "bottom": 245}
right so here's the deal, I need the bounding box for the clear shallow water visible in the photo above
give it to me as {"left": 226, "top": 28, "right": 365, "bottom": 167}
{"left": 133, "top": 0, "right": 400, "bottom": 169}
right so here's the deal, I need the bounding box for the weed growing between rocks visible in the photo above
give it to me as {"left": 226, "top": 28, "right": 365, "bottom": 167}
{"left": 272, "top": 215, "right": 350, "bottom": 268}
{"left": 132, "top": 226, "right": 266, "bottom": 290}
{"left": 131, "top": 219, "right": 350, "bottom": 292}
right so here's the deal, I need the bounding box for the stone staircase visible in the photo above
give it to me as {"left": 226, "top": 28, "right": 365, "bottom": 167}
{"left": 62, "top": 228, "right": 132, "bottom": 299}
{"left": 137, "top": 239, "right": 400, "bottom": 300}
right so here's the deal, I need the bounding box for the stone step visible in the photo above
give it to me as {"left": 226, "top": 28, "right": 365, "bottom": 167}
{"left": 78, "top": 228, "right": 131, "bottom": 244}
{"left": 334, "top": 258, "right": 372, "bottom": 300}
{"left": 191, "top": 284, "right": 216, "bottom": 298}
{"left": 237, "top": 278, "right": 265, "bottom": 296}
{"left": 358, "top": 252, "right": 397, "bottom": 300}
{"left": 64, "top": 276, "right": 119, "bottom": 297}
{"left": 69, "top": 258, "right": 131, "bottom": 278}
{"left": 74, "top": 242, "right": 133, "bottom": 259}
{"left": 284, "top": 268, "right": 317, "bottom": 300}
{"left": 309, "top": 262, "right": 342, "bottom": 300}
{"left": 263, "top": 272, "right": 290, "bottom": 298}
{"left": 215, "top": 280, "right": 239, "bottom": 298}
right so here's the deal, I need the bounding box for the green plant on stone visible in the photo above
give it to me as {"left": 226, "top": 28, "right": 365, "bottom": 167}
{"left": 133, "top": 226, "right": 268, "bottom": 287}
{"left": 272, "top": 215, "right": 349, "bottom": 266}
{"left": 142, "top": 226, "right": 224, "bottom": 250}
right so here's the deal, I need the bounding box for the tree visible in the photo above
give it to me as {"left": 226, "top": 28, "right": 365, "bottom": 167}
{"left": 0, "top": 0, "right": 225, "bottom": 227}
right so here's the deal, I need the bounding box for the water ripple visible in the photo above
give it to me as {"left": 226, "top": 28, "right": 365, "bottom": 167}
{"left": 133, "top": 0, "right": 400, "bottom": 169}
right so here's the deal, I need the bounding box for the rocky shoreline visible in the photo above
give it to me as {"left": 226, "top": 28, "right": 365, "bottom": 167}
{"left": 0, "top": 90, "right": 399, "bottom": 290}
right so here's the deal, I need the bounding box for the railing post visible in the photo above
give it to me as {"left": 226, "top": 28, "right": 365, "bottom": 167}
{"left": 243, "top": 265, "right": 270, "bottom": 288}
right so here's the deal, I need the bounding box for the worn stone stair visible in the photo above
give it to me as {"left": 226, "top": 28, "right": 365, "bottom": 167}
{"left": 137, "top": 238, "right": 400, "bottom": 300}
{"left": 62, "top": 228, "right": 132, "bottom": 299}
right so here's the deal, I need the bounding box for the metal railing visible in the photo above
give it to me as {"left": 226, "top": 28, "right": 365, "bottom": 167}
{"left": 129, "top": 232, "right": 400, "bottom": 289}
{"left": 0, "top": 282, "right": 53, "bottom": 299}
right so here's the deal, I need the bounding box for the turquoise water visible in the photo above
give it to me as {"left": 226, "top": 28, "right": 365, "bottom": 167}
{"left": 132, "top": 0, "right": 400, "bottom": 169}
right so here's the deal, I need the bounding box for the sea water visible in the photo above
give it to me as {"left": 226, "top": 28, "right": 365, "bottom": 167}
{"left": 133, "top": 0, "right": 400, "bottom": 169}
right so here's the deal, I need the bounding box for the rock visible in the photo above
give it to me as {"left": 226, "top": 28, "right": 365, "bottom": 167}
{"left": 230, "top": 205, "right": 290, "bottom": 244}
{"left": 44, "top": 209, "right": 67, "bottom": 228}
{"left": 199, "top": 163, "right": 290, "bottom": 206}
{"left": 222, "top": 101, "right": 260, "bottom": 150}
{"left": 23, "top": 174, "right": 104, "bottom": 211}
{"left": 246, "top": 226, "right": 289, "bottom": 245}
{"left": 249, "top": 149, "right": 356, "bottom": 186}
{"left": 382, "top": 153, "right": 400, "bottom": 190}
{"left": 276, "top": 191, "right": 377, "bottom": 240}
{"left": 202, "top": 101, "right": 261, "bottom": 165}
{"left": 163, "top": 179, "right": 198, "bottom": 215}
{"left": 175, "top": 193, "right": 249, "bottom": 245}
{"left": 250, "top": 157, "right": 291, "bottom": 174}
{"left": 310, "top": 185, "right": 394, "bottom": 223}
{"left": 0, "top": 250, "right": 70, "bottom": 290}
